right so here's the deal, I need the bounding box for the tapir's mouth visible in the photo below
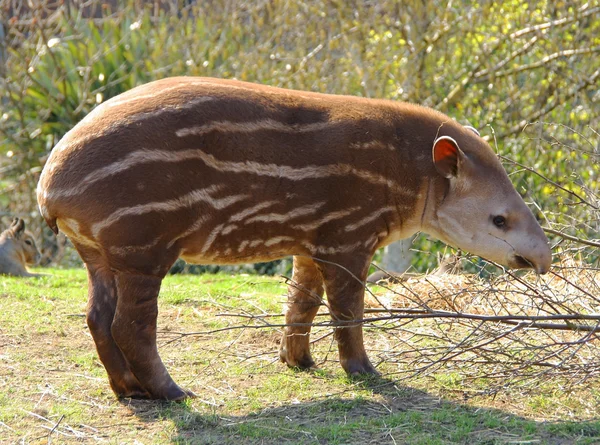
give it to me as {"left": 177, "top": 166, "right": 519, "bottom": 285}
{"left": 507, "top": 251, "right": 551, "bottom": 274}
{"left": 509, "top": 254, "right": 534, "bottom": 270}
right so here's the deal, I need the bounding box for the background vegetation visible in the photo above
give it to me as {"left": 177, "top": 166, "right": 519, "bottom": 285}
{"left": 1, "top": 2, "right": 600, "bottom": 443}
{"left": 0, "top": 0, "right": 598, "bottom": 272}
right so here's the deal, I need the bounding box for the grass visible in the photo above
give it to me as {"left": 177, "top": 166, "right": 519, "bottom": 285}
{"left": 1, "top": 268, "right": 600, "bottom": 444}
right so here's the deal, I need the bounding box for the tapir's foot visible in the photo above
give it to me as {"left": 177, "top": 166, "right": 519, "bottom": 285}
{"left": 279, "top": 340, "right": 317, "bottom": 370}
{"left": 342, "top": 357, "right": 380, "bottom": 377}
{"left": 118, "top": 383, "right": 194, "bottom": 401}
{"left": 111, "top": 373, "right": 194, "bottom": 401}
{"left": 110, "top": 374, "right": 151, "bottom": 399}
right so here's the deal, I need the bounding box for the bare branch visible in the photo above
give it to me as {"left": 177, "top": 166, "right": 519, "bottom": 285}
{"left": 509, "top": 5, "right": 600, "bottom": 39}
{"left": 543, "top": 228, "right": 600, "bottom": 249}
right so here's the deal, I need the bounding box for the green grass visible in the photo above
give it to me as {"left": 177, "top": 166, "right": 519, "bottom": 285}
{"left": 1, "top": 268, "right": 599, "bottom": 444}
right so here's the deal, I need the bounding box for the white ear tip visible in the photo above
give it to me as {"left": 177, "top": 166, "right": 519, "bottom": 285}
{"left": 433, "top": 135, "right": 459, "bottom": 146}
{"left": 464, "top": 125, "right": 480, "bottom": 136}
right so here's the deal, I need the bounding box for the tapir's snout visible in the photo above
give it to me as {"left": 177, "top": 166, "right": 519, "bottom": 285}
{"left": 535, "top": 246, "right": 552, "bottom": 274}
{"left": 509, "top": 236, "right": 552, "bottom": 274}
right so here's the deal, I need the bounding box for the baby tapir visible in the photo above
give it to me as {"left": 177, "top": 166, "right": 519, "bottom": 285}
{"left": 37, "top": 77, "right": 551, "bottom": 400}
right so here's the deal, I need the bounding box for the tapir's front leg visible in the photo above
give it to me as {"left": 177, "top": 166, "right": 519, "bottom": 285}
{"left": 317, "top": 254, "right": 379, "bottom": 376}
{"left": 280, "top": 256, "right": 325, "bottom": 369}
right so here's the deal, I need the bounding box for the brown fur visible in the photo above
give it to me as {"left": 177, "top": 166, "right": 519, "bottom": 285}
{"left": 37, "top": 77, "right": 551, "bottom": 400}
{"left": 0, "top": 218, "right": 41, "bottom": 277}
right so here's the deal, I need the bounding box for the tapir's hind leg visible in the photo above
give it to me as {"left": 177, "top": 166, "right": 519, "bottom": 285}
{"left": 112, "top": 272, "right": 191, "bottom": 400}
{"left": 280, "top": 256, "right": 324, "bottom": 369}
{"left": 85, "top": 263, "right": 149, "bottom": 398}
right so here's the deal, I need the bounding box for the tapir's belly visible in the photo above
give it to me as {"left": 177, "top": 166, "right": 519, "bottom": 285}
{"left": 179, "top": 242, "right": 295, "bottom": 265}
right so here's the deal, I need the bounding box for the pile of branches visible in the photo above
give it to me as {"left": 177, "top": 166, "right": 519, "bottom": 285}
{"left": 361, "top": 255, "right": 600, "bottom": 392}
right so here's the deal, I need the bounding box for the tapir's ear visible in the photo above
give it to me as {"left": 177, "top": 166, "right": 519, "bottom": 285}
{"left": 432, "top": 136, "right": 463, "bottom": 178}
{"left": 464, "top": 125, "right": 480, "bottom": 136}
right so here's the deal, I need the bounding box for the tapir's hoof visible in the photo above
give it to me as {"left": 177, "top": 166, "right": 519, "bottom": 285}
{"left": 182, "top": 388, "right": 197, "bottom": 399}
{"left": 118, "top": 384, "right": 194, "bottom": 401}
{"left": 279, "top": 347, "right": 317, "bottom": 370}
{"left": 349, "top": 368, "right": 381, "bottom": 378}
{"left": 290, "top": 362, "right": 320, "bottom": 372}
{"left": 111, "top": 376, "right": 151, "bottom": 400}
{"left": 343, "top": 358, "right": 380, "bottom": 377}
{"left": 159, "top": 384, "right": 195, "bottom": 401}
{"left": 118, "top": 389, "right": 152, "bottom": 400}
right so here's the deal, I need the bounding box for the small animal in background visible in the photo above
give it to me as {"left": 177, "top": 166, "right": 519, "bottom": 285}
{"left": 0, "top": 218, "right": 42, "bottom": 277}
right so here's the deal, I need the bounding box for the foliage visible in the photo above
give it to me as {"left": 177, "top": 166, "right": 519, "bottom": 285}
{"left": 0, "top": 0, "right": 598, "bottom": 270}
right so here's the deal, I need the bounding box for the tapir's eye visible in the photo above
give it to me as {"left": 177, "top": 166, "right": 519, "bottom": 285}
{"left": 492, "top": 215, "right": 506, "bottom": 228}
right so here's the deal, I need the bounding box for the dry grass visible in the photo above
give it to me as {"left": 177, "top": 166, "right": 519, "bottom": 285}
{"left": 367, "top": 257, "right": 600, "bottom": 315}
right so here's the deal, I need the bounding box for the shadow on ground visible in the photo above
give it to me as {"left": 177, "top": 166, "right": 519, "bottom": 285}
{"left": 122, "top": 376, "right": 600, "bottom": 445}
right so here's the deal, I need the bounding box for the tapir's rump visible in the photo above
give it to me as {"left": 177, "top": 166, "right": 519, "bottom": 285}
{"left": 37, "top": 77, "right": 551, "bottom": 400}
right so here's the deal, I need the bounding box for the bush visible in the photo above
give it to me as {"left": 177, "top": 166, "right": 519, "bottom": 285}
{"left": 1, "top": 0, "right": 598, "bottom": 271}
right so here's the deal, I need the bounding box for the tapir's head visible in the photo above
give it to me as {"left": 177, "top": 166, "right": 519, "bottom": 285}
{"left": 425, "top": 127, "right": 552, "bottom": 274}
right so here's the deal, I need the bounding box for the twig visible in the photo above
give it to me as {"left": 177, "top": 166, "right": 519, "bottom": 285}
{"left": 0, "top": 421, "right": 14, "bottom": 431}
{"left": 496, "top": 67, "right": 600, "bottom": 140}
{"left": 47, "top": 414, "right": 65, "bottom": 444}
{"left": 509, "top": 5, "right": 600, "bottom": 39}
{"left": 475, "top": 46, "right": 600, "bottom": 83}
{"left": 543, "top": 228, "right": 600, "bottom": 249}
{"left": 499, "top": 154, "right": 598, "bottom": 209}
{"left": 163, "top": 311, "right": 600, "bottom": 342}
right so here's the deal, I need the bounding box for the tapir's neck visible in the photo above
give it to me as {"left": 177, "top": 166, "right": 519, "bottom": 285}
{"left": 369, "top": 106, "right": 453, "bottom": 244}
{"left": 362, "top": 116, "right": 440, "bottom": 247}
{"left": 416, "top": 174, "right": 449, "bottom": 243}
